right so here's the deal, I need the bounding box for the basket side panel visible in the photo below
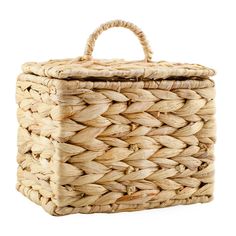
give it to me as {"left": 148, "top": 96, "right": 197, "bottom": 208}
{"left": 16, "top": 79, "right": 60, "bottom": 215}
{"left": 16, "top": 75, "right": 216, "bottom": 216}
{"left": 49, "top": 79, "right": 215, "bottom": 215}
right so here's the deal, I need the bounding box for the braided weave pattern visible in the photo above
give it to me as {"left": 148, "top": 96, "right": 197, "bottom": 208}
{"left": 16, "top": 75, "right": 215, "bottom": 216}
{"left": 22, "top": 59, "right": 215, "bottom": 80}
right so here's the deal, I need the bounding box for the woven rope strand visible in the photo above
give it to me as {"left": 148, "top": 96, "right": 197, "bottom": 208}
{"left": 82, "top": 20, "right": 153, "bottom": 62}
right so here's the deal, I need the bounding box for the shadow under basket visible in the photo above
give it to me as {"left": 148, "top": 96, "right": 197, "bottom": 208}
{"left": 16, "top": 20, "right": 216, "bottom": 216}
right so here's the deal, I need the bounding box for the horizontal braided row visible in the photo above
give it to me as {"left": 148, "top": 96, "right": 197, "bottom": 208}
{"left": 16, "top": 77, "right": 215, "bottom": 215}
{"left": 17, "top": 183, "right": 213, "bottom": 215}
{"left": 17, "top": 73, "right": 215, "bottom": 92}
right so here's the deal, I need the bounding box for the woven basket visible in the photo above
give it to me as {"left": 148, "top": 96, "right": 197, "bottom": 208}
{"left": 16, "top": 20, "right": 216, "bottom": 216}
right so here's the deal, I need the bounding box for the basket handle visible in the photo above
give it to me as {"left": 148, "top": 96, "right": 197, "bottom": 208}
{"left": 81, "top": 20, "right": 153, "bottom": 62}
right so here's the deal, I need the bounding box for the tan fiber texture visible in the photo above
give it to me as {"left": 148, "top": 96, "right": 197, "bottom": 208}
{"left": 16, "top": 20, "right": 216, "bottom": 216}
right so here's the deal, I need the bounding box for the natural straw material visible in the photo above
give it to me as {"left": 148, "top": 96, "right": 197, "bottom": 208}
{"left": 16, "top": 20, "right": 216, "bottom": 216}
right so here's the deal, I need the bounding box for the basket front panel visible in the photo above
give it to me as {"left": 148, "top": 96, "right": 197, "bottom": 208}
{"left": 16, "top": 78, "right": 215, "bottom": 215}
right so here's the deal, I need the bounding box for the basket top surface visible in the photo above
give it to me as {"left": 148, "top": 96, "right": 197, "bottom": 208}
{"left": 22, "top": 59, "right": 215, "bottom": 80}
{"left": 21, "top": 20, "right": 215, "bottom": 81}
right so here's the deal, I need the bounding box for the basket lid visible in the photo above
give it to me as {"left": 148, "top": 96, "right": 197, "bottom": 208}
{"left": 22, "top": 20, "right": 215, "bottom": 80}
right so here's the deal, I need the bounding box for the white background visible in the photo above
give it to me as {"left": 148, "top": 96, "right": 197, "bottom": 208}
{"left": 0, "top": 0, "right": 235, "bottom": 235}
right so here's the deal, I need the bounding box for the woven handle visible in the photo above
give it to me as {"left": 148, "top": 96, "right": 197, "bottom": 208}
{"left": 82, "top": 20, "right": 153, "bottom": 62}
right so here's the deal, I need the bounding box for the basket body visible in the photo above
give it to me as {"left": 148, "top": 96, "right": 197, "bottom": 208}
{"left": 16, "top": 73, "right": 215, "bottom": 215}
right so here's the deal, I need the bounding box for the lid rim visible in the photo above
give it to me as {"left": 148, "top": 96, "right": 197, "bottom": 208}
{"left": 22, "top": 59, "right": 215, "bottom": 81}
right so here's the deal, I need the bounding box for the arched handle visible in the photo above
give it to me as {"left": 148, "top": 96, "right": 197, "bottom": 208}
{"left": 81, "top": 20, "right": 153, "bottom": 62}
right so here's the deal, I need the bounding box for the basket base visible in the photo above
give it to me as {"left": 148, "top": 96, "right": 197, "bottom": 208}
{"left": 17, "top": 183, "right": 213, "bottom": 216}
